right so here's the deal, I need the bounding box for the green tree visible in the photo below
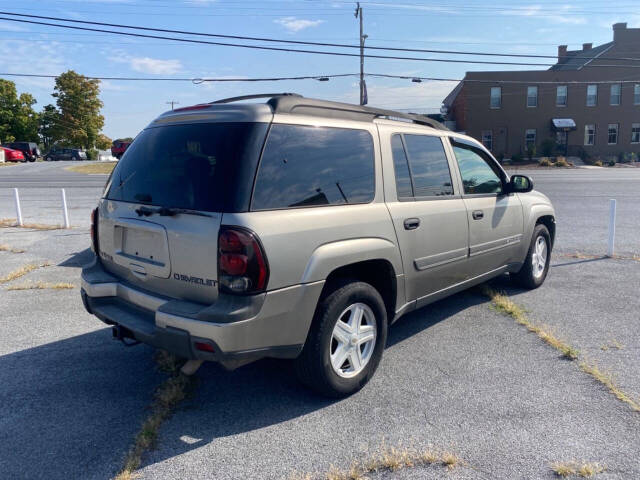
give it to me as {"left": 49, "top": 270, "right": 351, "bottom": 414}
{"left": 38, "top": 104, "right": 60, "bottom": 151}
{"left": 52, "top": 70, "right": 104, "bottom": 150}
{"left": 95, "top": 133, "right": 112, "bottom": 150}
{"left": 0, "top": 79, "right": 39, "bottom": 143}
{"left": 0, "top": 79, "right": 17, "bottom": 143}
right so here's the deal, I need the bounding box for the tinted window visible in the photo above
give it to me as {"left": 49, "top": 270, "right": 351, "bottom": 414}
{"left": 252, "top": 125, "right": 374, "bottom": 210}
{"left": 451, "top": 142, "right": 503, "bottom": 195}
{"left": 403, "top": 135, "right": 453, "bottom": 197}
{"left": 105, "top": 122, "right": 268, "bottom": 212}
{"left": 391, "top": 134, "right": 413, "bottom": 198}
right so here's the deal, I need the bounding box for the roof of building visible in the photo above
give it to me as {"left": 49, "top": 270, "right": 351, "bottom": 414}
{"left": 549, "top": 42, "right": 614, "bottom": 71}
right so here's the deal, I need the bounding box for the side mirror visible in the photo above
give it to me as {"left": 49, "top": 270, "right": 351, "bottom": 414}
{"left": 509, "top": 174, "right": 533, "bottom": 193}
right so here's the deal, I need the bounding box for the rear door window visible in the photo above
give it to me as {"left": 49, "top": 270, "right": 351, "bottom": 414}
{"left": 105, "top": 122, "right": 268, "bottom": 212}
{"left": 402, "top": 134, "right": 454, "bottom": 197}
{"left": 251, "top": 124, "right": 375, "bottom": 210}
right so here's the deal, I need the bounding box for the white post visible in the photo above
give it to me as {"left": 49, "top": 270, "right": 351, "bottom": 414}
{"left": 13, "top": 188, "right": 23, "bottom": 226}
{"left": 607, "top": 199, "right": 616, "bottom": 257}
{"left": 61, "top": 188, "right": 70, "bottom": 229}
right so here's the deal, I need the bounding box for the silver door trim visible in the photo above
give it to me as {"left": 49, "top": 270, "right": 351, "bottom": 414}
{"left": 469, "top": 234, "right": 522, "bottom": 257}
{"left": 414, "top": 247, "right": 468, "bottom": 271}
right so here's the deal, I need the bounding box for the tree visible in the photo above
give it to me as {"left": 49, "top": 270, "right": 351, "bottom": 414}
{"left": 114, "top": 137, "right": 133, "bottom": 143}
{"left": 0, "top": 79, "right": 39, "bottom": 143}
{"left": 95, "top": 133, "right": 112, "bottom": 150}
{"left": 52, "top": 70, "right": 104, "bottom": 150}
{"left": 38, "top": 104, "right": 60, "bottom": 151}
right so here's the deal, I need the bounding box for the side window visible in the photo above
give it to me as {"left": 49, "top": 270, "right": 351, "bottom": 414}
{"left": 451, "top": 141, "right": 503, "bottom": 195}
{"left": 391, "top": 134, "right": 413, "bottom": 198}
{"left": 403, "top": 135, "right": 454, "bottom": 197}
{"left": 252, "top": 124, "right": 375, "bottom": 210}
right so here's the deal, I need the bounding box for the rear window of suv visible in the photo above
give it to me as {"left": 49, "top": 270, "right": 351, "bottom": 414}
{"left": 105, "top": 122, "right": 268, "bottom": 212}
{"left": 251, "top": 124, "right": 375, "bottom": 210}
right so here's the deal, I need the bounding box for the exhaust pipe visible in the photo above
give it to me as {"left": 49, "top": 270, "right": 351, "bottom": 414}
{"left": 181, "top": 359, "right": 203, "bottom": 376}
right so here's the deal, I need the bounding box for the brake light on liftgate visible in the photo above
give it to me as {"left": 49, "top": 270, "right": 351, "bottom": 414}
{"left": 90, "top": 208, "right": 99, "bottom": 253}
{"left": 218, "top": 227, "right": 268, "bottom": 294}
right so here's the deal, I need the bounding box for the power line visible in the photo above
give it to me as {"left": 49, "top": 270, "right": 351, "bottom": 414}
{"left": 3, "top": 11, "right": 640, "bottom": 63}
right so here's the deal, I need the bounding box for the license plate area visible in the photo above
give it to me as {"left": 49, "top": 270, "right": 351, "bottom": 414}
{"left": 113, "top": 219, "right": 171, "bottom": 278}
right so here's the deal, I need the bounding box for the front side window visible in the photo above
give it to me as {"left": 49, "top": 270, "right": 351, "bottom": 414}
{"left": 252, "top": 125, "right": 374, "bottom": 210}
{"left": 490, "top": 87, "right": 501, "bottom": 109}
{"left": 403, "top": 135, "right": 454, "bottom": 197}
{"left": 391, "top": 134, "right": 413, "bottom": 199}
{"left": 635, "top": 84, "right": 640, "bottom": 105}
{"left": 481, "top": 130, "right": 493, "bottom": 151}
{"left": 584, "top": 124, "right": 595, "bottom": 145}
{"left": 610, "top": 84, "right": 621, "bottom": 106}
{"left": 608, "top": 124, "right": 619, "bottom": 145}
{"left": 525, "top": 129, "right": 537, "bottom": 148}
{"left": 556, "top": 86, "right": 568, "bottom": 106}
{"left": 587, "top": 85, "right": 597, "bottom": 106}
{"left": 631, "top": 124, "right": 640, "bottom": 144}
{"left": 527, "top": 86, "right": 538, "bottom": 107}
{"left": 451, "top": 141, "right": 503, "bottom": 195}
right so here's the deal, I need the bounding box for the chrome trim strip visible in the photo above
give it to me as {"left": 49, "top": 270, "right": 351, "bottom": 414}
{"left": 414, "top": 247, "right": 468, "bottom": 271}
{"left": 469, "top": 234, "right": 522, "bottom": 257}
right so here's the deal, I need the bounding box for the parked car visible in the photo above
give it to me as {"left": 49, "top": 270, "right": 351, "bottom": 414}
{"left": 45, "top": 148, "right": 87, "bottom": 161}
{"left": 1, "top": 146, "right": 25, "bottom": 162}
{"left": 1, "top": 142, "right": 39, "bottom": 162}
{"left": 111, "top": 140, "right": 131, "bottom": 159}
{"left": 0, "top": 147, "right": 4, "bottom": 163}
{"left": 81, "top": 94, "right": 556, "bottom": 397}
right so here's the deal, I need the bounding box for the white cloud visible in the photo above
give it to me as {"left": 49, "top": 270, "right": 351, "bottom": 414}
{"left": 499, "top": 4, "right": 586, "bottom": 25}
{"left": 337, "top": 81, "right": 458, "bottom": 111}
{"left": 274, "top": 17, "right": 325, "bottom": 33}
{"left": 108, "top": 53, "right": 183, "bottom": 75}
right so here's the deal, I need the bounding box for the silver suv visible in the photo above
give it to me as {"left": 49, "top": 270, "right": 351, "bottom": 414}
{"left": 81, "top": 94, "right": 555, "bottom": 397}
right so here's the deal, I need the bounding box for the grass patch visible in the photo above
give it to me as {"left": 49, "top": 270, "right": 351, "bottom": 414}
{"left": 288, "top": 444, "right": 462, "bottom": 480}
{"left": 0, "top": 244, "right": 25, "bottom": 253}
{"left": 551, "top": 461, "right": 606, "bottom": 477}
{"left": 0, "top": 162, "right": 18, "bottom": 167}
{"left": 0, "top": 218, "right": 64, "bottom": 230}
{"left": 6, "top": 281, "right": 74, "bottom": 291}
{"left": 115, "top": 350, "right": 194, "bottom": 480}
{"left": 481, "top": 286, "right": 579, "bottom": 360}
{"left": 579, "top": 362, "right": 640, "bottom": 412}
{"left": 66, "top": 162, "right": 117, "bottom": 174}
{"left": 0, "top": 262, "right": 50, "bottom": 284}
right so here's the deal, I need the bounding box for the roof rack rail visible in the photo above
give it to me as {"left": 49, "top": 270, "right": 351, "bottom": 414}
{"left": 210, "top": 93, "right": 301, "bottom": 104}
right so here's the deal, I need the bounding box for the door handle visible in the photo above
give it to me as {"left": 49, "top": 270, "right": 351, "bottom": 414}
{"left": 472, "top": 210, "right": 484, "bottom": 220}
{"left": 404, "top": 218, "right": 420, "bottom": 230}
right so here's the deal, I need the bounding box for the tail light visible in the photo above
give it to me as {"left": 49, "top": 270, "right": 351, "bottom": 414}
{"left": 218, "top": 226, "right": 268, "bottom": 295}
{"left": 90, "top": 208, "right": 99, "bottom": 254}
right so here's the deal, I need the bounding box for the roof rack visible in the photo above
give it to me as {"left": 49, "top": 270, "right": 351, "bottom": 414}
{"left": 208, "top": 93, "right": 448, "bottom": 131}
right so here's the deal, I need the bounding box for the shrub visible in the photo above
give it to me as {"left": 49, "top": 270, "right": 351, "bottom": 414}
{"left": 594, "top": 159, "right": 603, "bottom": 167}
{"left": 526, "top": 144, "right": 536, "bottom": 162}
{"left": 555, "top": 157, "right": 570, "bottom": 167}
{"left": 538, "top": 157, "right": 553, "bottom": 167}
{"left": 86, "top": 148, "right": 98, "bottom": 161}
{"left": 511, "top": 152, "right": 524, "bottom": 163}
{"left": 577, "top": 147, "right": 589, "bottom": 162}
{"left": 540, "top": 138, "right": 556, "bottom": 157}
{"left": 608, "top": 159, "right": 616, "bottom": 167}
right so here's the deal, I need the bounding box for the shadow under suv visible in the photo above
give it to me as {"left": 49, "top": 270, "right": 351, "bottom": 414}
{"left": 81, "top": 93, "right": 556, "bottom": 397}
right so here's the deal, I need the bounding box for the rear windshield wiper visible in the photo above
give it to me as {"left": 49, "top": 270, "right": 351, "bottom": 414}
{"left": 135, "top": 206, "right": 213, "bottom": 218}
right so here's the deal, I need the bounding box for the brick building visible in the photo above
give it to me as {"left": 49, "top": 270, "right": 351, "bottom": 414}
{"left": 442, "top": 23, "right": 640, "bottom": 160}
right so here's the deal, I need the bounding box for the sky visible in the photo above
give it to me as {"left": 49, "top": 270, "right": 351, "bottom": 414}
{"left": 0, "top": 0, "right": 637, "bottom": 139}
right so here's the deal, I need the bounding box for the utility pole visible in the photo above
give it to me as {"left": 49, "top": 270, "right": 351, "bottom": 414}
{"left": 166, "top": 100, "right": 179, "bottom": 110}
{"left": 354, "top": 2, "right": 367, "bottom": 105}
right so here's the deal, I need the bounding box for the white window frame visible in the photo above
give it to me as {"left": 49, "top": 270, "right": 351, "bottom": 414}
{"left": 610, "top": 84, "right": 621, "bottom": 106}
{"left": 527, "top": 86, "right": 538, "bottom": 108}
{"left": 556, "top": 85, "right": 568, "bottom": 107}
{"left": 525, "top": 129, "right": 536, "bottom": 147}
{"left": 584, "top": 124, "right": 595, "bottom": 146}
{"left": 587, "top": 85, "right": 597, "bottom": 107}
{"left": 490, "top": 87, "right": 502, "bottom": 109}
{"left": 607, "top": 123, "right": 619, "bottom": 145}
{"left": 631, "top": 123, "right": 640, "bottom": 144}
{"left": 481, "top": 130, "right": 493, "bottom": 151}
{"left": 634, "top": 84, "right": 640, "bottom": 105}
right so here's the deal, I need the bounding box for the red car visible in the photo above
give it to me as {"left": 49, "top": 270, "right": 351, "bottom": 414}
{"left": 1, "top": 146, "right": 25, "bottom": 162}
{"left": 111, "top": 140, "right": 131, "bottom": 159}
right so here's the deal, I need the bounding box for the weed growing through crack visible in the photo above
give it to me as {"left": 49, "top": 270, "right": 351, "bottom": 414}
{"left": 6, "top": 281, "right": 74, "bottom": 291}
{"left": 551, "top": 461, "right": 606, "bottom": 477}
{"left": 0, "top": 244, "right": 25, "bottom": 253}
{"left": 0, "top": 218, "right": 63, "bottom": 230}
{"left": 0, "top": 262, "right": 51, "bottom": 284}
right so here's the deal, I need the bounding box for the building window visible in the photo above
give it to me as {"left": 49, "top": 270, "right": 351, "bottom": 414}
{"left": 632, "top": 124, "right": 640, "bottom": 144}
{"left": 610, "top": 84, "right": 621, "bottom": 106}
{"left": 490, "top": 87, "right": 501, "bottom": 109}
{"left": 607, "top": 124, "right": 619, "bottom": 145}
{"left": 634, "top": 84, "right": 640, "bottom": 105}
{"left": 527, "top": 86, "right": 538, "bottom": 107}
{"left": 587, "top": 85, "right": 597, "bottom": 106}
{"left": 525, "top": 129, "right": 536, "bottom": 148}
{"left": 584, "top": 124, "right": 595, "bottom": 146}
{"left": 556, "top": 86, "right": 567, "bottom": 106}
{"left": 481, "top": 130, "right": 493, "bottom": 151}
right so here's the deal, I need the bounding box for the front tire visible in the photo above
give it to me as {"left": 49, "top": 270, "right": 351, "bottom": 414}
{"left": 294, "top": 281, "right": 387, "bottom": 398}
{"left": 512, "top": 224, "right": 551, "bottom": 289}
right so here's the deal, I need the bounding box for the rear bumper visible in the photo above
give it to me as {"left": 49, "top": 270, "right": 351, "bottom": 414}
{"left": 81, "top": 259, "right": 324, "bottom": 368}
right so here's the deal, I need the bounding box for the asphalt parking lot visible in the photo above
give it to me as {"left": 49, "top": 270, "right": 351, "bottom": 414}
{"left": 1, "top": 162, "right": 639, "bottom": 479}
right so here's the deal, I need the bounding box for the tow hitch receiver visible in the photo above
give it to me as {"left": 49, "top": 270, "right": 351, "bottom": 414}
{"left": 112, "top": 325, "right": 141, "bottom": 347}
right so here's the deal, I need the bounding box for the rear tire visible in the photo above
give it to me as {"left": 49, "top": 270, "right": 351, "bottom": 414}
{"left": 511, "top": 224, "right": 551, "bottom": 289}
{"left": 294, "top": 280, "right": 387, "bottom": 398}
